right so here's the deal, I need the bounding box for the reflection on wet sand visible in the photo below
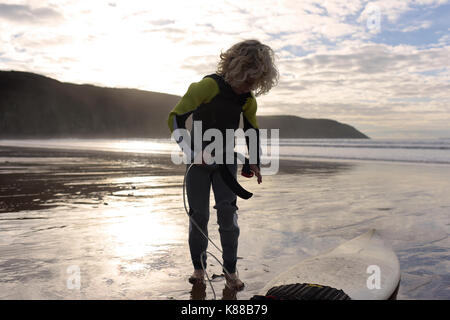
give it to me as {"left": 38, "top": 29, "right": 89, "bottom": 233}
{"left": 0, "top": 146, "right": 183, "bottom": 213}
{"left": 1, "top": 145, "right": 449, "bottom": 300}
{"left": 278, "top": 158, "right": 354, "bottom": 176}
{"left": 0, "top": 148, "right": 352, "bottom": 214}
{"left": 190, "top": 282, "right": 238, "bottom": 300}
{"left": 190, "top": 282, "right": 206, "bottom": 300}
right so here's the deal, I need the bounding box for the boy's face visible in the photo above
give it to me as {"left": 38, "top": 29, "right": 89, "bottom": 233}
{"left": 232, "top": 78, "right": 255, "bottom": 94}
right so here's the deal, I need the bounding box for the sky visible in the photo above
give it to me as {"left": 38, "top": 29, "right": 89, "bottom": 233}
{"left": 0, "top": 0, "right": 449, "bottom": 139}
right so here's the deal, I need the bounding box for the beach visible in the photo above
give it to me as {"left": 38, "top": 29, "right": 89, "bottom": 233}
{"left": 0, "top": 143, "right": 449, "bottom": 300}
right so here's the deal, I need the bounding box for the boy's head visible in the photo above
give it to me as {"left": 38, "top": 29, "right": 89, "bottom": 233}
{"left": 217, "top": 39, "right": 279, "bottom": 96}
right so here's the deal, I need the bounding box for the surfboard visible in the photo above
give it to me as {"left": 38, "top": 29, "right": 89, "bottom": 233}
{"left": 259, "top": 229, "right": 400, "bottom": 300}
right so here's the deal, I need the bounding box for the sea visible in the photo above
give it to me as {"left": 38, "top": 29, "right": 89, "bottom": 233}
{"left": 1, "top": 137, "right": 450, "bottom": 165}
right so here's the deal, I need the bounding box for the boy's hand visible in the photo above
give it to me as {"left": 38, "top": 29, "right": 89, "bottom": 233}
{"left": 249, "top": 164, "right": 262, "bottom": 184}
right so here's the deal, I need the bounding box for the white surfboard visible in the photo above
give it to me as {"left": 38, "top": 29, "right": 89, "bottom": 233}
{"left": 260, "top": 229, "right": 400, "bottom": 300}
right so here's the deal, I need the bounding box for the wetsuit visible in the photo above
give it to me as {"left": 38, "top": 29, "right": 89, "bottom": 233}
{"left": 167, "top": 74, "right": 260, "bottom": 273}
{"left": 168, "top": 74, "right": 260, "bottom": 167}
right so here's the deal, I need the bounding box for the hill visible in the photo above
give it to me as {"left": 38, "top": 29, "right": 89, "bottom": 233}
{"left": 0, "top": 71, "right": 368, "bottom": 139}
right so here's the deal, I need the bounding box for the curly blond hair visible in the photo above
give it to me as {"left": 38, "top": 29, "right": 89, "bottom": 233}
{"left": 216, "top": 39, "right": 278, "bottom": 96}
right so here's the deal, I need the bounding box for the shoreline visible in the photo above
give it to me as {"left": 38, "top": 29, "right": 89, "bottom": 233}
{"left": 2, "top": 141, "right": 449, "bottom": 168}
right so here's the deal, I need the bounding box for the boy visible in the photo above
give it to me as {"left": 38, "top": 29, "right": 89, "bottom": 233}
{"left": 168, "top": 39, "right": 278, "bottom": 291}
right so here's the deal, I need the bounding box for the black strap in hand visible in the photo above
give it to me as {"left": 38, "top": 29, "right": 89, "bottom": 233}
{"left": 218, "top": 165, "right": 253, "bottom": 200}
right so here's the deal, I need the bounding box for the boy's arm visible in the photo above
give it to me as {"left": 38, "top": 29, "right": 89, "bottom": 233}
{"left": 242, "top": 95, "right": 261, "bottom": 169}
{"left": 167, "top": 77, "right": 219, "bottom": 159}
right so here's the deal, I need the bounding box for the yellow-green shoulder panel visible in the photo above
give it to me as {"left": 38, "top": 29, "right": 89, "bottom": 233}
{"left": 242, "top": 95, "right": 258, "bottom": 129}
{"left": 167, "top": 77, "right": 219, "bottom": 132}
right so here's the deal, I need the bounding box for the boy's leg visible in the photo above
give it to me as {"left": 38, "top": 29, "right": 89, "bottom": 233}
{"left": 211, "top": 163, "right": 240, "bottom": 274}
{"left": 186, "top": 164, "right": 212, "bottom": 271}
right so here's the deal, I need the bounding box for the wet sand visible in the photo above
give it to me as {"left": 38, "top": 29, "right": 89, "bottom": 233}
{"left": 0, "top": 145, "right": 449, "bottom": 299}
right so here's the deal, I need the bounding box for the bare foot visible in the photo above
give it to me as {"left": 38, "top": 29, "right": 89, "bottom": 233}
{"left": 188, "top": 269, "right": 205, "bottom": 284}
{"left": 225, "top": 273, "right": 245, "bottom": 291}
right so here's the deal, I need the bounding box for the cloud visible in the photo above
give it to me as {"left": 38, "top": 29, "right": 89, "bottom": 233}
{"left": 0, "top": 0, "right": 449, "bottom": 138}
{"left": 258, "top": 38, "right": 450, "bottom": 136}
{"left": 148, "top": 19, "right": 175, "bottom": 26}
{"left": 0, "top": 3, "right": 62, "bottom": 23}
{"left": 400, "top": 20, "right": 432, "bottom": 32}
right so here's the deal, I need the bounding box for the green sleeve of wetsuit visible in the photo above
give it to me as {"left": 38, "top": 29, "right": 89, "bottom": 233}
{"left": 242, "top": 95, "right": 261, "bottom": 168}
{"left": 167, "top": 77, "right": 219, "bottom": 133}
{"left": 242, "top": 95, "right": 258, "bottom": 129}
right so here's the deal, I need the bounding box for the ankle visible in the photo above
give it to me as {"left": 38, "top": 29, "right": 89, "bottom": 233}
{"left": 193, "top": 269, "right": 205, "bottom": 276}
{"left": 225, "top": 272, "right": 238, "bottom": 279}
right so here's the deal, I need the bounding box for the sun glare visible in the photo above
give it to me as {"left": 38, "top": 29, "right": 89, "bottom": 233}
{"left": 110, "top": 140, "right": 174, "bottom": 154}
{"left": 103, "top": 206, "right": 182, "bottom": 261}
